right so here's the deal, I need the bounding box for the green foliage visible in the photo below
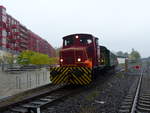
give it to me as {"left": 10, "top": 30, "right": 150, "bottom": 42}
{"left": 17, "top": 50, "right": 58, "bottom": 65}
{"left": 49, "top": 57, "right": 59, "bottom": 65}
{"left": 55, "top": 47, "right": 61, "bottom": 57}
{"left": 124, "top": 52, "right": 129, "bottom": 58}
{"left": 86, "top": 90, "right": 99, "bottom": 101}
{"left": 0, "top": 53, "right": 15, "bottom": 64}
{"left": 78, "top": 106, "right": 96, "bottom": 113}
{"left": 129, "top": 48, "right": 141, "bottom": 60}
{"left": 116, "top": 51, "right": 124, "bottom": 56}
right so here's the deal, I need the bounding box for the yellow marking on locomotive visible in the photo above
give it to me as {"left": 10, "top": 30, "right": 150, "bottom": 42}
{"left": 75, "top": 67, "right": 91, "bottom": 84}
{"left": 63, "top": 76, "right": 68, "bottom": 83}
{"left": 70, "top": 79, "right": 75, "bottom": 84}
{"left": 79, "top": 76, "right": 87, "bottom": 84}
{"left": 78, "top": 67, "right": 92, "bottom": 78}
{"left": 70, "top": 75, "right": 78, "bottom": 84}
{"left": 83, "top": 73, "right": 91, "bottom": 82}
{"left": 83, "top": 75, "right": 90, "bottom": 84}
{"left": 71, "top": 67, "right": 85, "bottom": 85}
{"left": 51, "top": 75, "right": 59, "bottom": 84}
{"left": 59, "top": 67, "right": 70, "bottom": 84}
{"left": 54, "top": 68, "right": 68, "bottom": 84}
{"left": 73, "top": 75, "right": 82, "bottom": 85}
{"left": 56, "top": 68, "right": 68, "bottom": 80}
{"left": 83, "top": 67, "right": 92, "bottom": 74}
{"left": 52, "top": 77, "right": 57, "bottom": 84}
{"left": 56, "top": 72, "right": 68, "bottom": 84}
{"left": 51, "top": 67, "right": 68, "bottom": 84}
{"left": 50, "top": 66, "right": 92, "bottom": 85}
{"left": 72, "top": 74, "right": 83, "bottom": 85}
{"left": 58, "top": 67, "right": 70, "bottom": 84}
{"left": 81, "top": 75, "right": 90, "bottom": 84}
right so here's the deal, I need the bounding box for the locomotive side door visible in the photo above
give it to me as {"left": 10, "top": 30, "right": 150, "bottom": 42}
{"left": 95, "top": 38, "right": 100, "bottom": 66}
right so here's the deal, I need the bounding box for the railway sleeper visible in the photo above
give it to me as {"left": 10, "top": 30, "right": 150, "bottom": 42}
{"left": 138, "top": 99, "right": 150, "bottom": 104}
{"left": 137, "top": 102, "right": 150, "bottom": 108}
{"left": 10, "top": 106, "right": 28, "bottom": 113}
{"left": 118, "top": 109, "right": 130, "bottom": 113}
{"left": 136, "top": 105, "right": 150, "bottom": 112}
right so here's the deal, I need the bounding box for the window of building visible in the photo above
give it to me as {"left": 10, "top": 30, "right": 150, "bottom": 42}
{"left": 2, "top": 16, "right": 6, "bottom": 23}
{"left": 2, "top": 30, "right": 7, "bottom": 37}
{"left": 2, "top": 37, "right": 6, "bottom": 44}
{"left": 2, "top": 8, "right": 6, "bottom": 15}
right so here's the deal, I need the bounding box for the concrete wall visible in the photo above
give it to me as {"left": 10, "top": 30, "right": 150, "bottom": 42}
{"left": 0, "top": 68, "right": 51, "bottom": 99}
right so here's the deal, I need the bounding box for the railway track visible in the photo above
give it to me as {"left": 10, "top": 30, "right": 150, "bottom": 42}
{"left": 0, "top": 84, "right": 83, "bottom": 113}
{"left": 119, "top": 67, "right": 150, "bottom": 113}
{"left": 0, "top": 68, "right": 124, "bottom": 113}
{"left": 0, "top": 83, "right": 67, "bottom": 113}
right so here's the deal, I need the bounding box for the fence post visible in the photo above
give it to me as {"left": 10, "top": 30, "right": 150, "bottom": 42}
{"left": 125, "top": 58, "right": 128, "bottom": 72}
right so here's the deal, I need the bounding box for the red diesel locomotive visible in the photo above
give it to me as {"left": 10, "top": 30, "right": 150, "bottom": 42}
{"left": 50, "top": 34, "right": 118, "bottom": 85}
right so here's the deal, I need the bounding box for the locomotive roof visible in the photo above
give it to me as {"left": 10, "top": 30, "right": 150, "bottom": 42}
{"left": 63, "top": 33, "right": 94, "bottom": 39}
{"left": 100, "top": 46, "right": 108, "bottom": 50}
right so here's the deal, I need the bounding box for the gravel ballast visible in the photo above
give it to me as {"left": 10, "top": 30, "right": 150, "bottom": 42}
{"left": 43, "top": 69, "right": 138, "bottom": 113}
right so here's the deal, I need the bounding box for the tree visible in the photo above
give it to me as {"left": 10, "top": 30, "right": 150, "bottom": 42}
{"left": 17, "top": 50, "right": 34, "bottom": 65}
{"left": 0, "top": 52, "right": 15, "bottom": 64}
{"left": 116, "top": 51, "right": 124, "bottom": 57}
{"left": 17, "top": 50, "right": 58, "bottom": 65}
{"left": 49, "top": 57, "right": 59, "bottom": 65}
{"left": 129, "top": 48, "right": 141, "bottom": 60}
{"left": 55, "top": 47, "right": 61, "bottom": 57}
{"left": 124, "top": 52, "right": 129, "bottom": 58}
{"left": 116, "top": 51, "right": 129, "bottom": 58}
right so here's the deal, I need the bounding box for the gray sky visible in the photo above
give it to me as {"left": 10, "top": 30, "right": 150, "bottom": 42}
{"left": 1, "top": 0, "right": 150, "bottom": 57}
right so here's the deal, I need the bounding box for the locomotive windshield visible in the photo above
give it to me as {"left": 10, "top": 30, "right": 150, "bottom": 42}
{"left": 80, "top": 37, "right": 92, "bottom": 45}
{"left": 63, "top": 34, "right": 93, "bottom": 47}
{"left": 64, "top": 37, "right": 74, "bottom": 46}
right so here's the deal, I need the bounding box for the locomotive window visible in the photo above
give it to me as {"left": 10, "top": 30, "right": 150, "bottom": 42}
{"left": 64, "top": 38, "right": 74, "bottom": 46}
{"left": 95, "top": 38, "right": 99, "bottom": 46}
{"left": 80, "top": 38, "right": 92, "bottom": 45}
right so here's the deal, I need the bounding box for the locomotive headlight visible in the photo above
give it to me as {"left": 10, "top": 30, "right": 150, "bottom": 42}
{"left": 77, "top": 58, "right": 81, "bottom": 62}
{"left": 75, "top": 35, "right": 79, "bottom": 39}
{"left": 60, "top": 59, "right": 63, "bottom": 62}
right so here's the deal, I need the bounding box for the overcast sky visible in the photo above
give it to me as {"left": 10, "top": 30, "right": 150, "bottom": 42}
{"left": 0, "top": 0, "right": 150, "bottom": 57}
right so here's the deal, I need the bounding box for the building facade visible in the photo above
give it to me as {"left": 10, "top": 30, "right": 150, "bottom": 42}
{"left": 0, "top": 6, "right": 55, "bottom": 57}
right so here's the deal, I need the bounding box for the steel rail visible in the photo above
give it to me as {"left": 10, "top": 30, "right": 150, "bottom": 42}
{"left": 0, "top": 83, "right": 65, "bottom": 112}
{"left": 130, "top": 69, "right": 144, "bottom": 113}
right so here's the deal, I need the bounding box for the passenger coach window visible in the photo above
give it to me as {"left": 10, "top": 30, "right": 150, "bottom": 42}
{"left": 80, "top": 38, "right": 92, "bottom": 45}
{"left": 64, "top": 38, "right": 74, "bottom": 46}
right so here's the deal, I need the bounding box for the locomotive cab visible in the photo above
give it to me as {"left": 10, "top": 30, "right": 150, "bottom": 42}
{"left": 60, "top": 34, "right": 99, "bottom": 69}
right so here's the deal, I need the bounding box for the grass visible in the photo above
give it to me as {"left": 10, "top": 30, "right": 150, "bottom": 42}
{"left": 70, "top": 106, "right": 97, "bottom": 113}
{"left": 116, "top": 72, "right": 125, "bottom": 78}
{"left": 78, "top": 106, "right": 97, "bottom": 113}
{"left": 85, "top": 90, "right": 99, "bottom": 101}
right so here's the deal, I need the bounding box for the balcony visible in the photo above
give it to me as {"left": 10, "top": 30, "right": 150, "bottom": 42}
{"left": 11, "top": 24, "right": 18, "bottom": 29}
{"left": 20, "top": 43, "right": 28, "bottom": 48}
{"left": 20, "top": 33, "right": 28, "bottom": 39}
{"left": 20, "top": 39, "right": 28, "bottom": 44}
{"left": 13, "top": 32, "right": 20, "bottom": 36}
